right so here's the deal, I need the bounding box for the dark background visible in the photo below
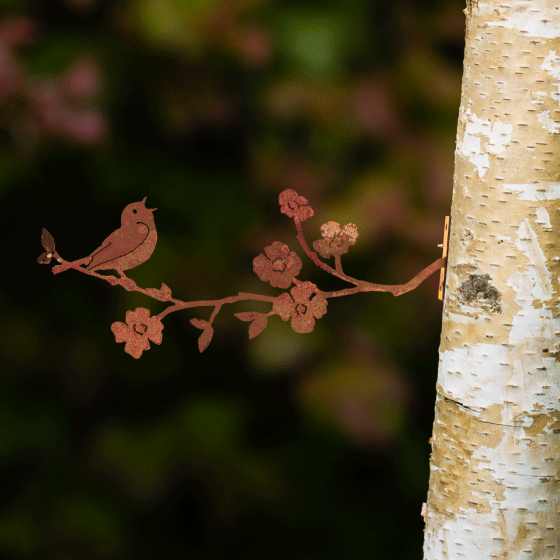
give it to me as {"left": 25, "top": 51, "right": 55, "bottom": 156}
{"left": 0, "top": 0, "right": 463, "bottom": 558}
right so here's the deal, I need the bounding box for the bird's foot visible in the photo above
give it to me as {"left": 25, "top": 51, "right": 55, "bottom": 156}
{"left": 120, "top": 277, "right": 137, "bottom": 291}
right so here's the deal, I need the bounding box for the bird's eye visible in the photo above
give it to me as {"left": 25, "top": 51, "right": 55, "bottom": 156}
{"left": 133, "top": 209, "right": 137, "bottom": 213}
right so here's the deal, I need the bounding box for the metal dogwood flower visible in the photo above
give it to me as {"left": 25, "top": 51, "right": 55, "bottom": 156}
{"left": 273, "top": 281, "right": 328, "bottom": 334}
{"left": 313, "top": 221, "right": 358, "bottom": 258}
{"left": 38, "top": 188, "right": 448, "bottom": 358}
{"left": 111, "top": 308, "right": 164, "bottom": 359}
{"left": 253, "top": 241, "right": 302, "bottom": 289}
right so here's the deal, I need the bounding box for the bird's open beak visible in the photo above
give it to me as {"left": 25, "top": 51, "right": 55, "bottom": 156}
{"left": 142, "top": 196, "right": 157, "bottom": 211}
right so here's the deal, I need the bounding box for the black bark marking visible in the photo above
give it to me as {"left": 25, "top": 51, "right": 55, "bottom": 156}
{"left": 458, "top": 273, "right": 502, "bottom": 313}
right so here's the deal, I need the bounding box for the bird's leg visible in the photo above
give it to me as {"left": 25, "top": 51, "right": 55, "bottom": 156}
{"left": 117, "top": 271, "right": 137, "bottom": 291}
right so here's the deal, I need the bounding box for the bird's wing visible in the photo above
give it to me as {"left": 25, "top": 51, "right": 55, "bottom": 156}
{"left": 86, "top": 227, "right": 148, "bottom": 270}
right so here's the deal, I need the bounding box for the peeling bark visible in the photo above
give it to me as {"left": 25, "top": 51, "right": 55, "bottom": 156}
{"left": 423, "top": 1, "right": 560, "bottom": 558}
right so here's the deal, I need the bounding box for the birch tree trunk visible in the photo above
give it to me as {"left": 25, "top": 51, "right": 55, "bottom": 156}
{"left": 423, "top": 1, "right": 560, "bottom": 558}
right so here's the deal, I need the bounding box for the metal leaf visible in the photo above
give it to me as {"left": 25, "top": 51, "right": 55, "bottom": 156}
{"left": 40, "top": 228, "right": 55, "bottom": 252}
{"left": 37, "top": 251, "right": 52, "bottom": 264}
{"left": 198, "top": 327, "right": 213, "bottom": 352}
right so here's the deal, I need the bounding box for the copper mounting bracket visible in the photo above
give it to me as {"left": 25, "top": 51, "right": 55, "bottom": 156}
{"left": 437, "top": 216, "right": 450, "bottom": 301}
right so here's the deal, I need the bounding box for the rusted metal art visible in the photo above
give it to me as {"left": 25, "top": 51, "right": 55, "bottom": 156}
{"left": 437, "top": 216, "right": 450, "bottom": 301}
{"left": 39, "top": 189, "right": 447, "bottom": 358}
{"left": 48, "top": 197, "right": 157, "bottom": 291}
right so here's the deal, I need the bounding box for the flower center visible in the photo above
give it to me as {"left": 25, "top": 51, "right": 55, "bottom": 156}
{"left": 134, "top": 323, "right": 148, "bottom": 335}
{"left": 296, "top": 303, "right": 307, "bottom": 316}
{"left": 272, "top": 258, "right": 286, "bottom": 272}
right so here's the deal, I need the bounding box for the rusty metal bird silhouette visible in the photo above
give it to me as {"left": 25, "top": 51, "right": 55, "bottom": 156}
{"left": 59, "top": 197, "right": 157, "bottom": 282}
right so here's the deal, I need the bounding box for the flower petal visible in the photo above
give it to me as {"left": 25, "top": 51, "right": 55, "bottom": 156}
{"left": 125, "top": 309, "right": 138, "bottom": 326}
{"left": 111, "top": 321, "right": 131, "bottom": 343}
{"left": 134, "top": 307, "right": 151, "bottom": 322}
{"left": 291, "top": 315, "right": 315, "bottom": 333}
{"left": 147, "top": 318, "right": 164, "bottom": 345}
{"left": 124, "top": 336, "right": 150, "bottom": 359}
{"left": 273, "top": 293, "right": 295, "bottom": 321}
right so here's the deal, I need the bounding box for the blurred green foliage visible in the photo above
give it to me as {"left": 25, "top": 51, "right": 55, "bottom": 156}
{"left": 0, "top": 0, "right": 463, "bottom": 557}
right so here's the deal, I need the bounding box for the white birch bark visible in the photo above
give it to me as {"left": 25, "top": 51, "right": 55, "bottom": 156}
{"left": 423, "top": 1, "right": 560, "bottom": 558}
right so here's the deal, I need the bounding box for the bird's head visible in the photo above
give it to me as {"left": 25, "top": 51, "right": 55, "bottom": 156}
{"left": 121, "top": 197, "right": 157, "bottom": 227}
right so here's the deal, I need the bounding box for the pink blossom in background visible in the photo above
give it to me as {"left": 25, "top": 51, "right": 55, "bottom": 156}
{"left": 0, "top": 17, "right": 37, "bottom": 102}
{"left": 59, "top": 59, "right": 101, "bottom": 99}
{"left": 57, "top": 108, "right": 107, "bottom": 143}
{"left": 0, "top": 16, "right": 107, "bottom": 145}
